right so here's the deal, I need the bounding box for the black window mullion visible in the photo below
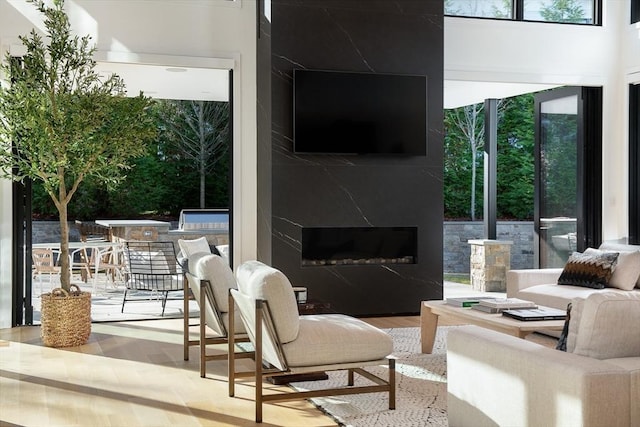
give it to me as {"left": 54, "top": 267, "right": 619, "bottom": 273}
{"left": 514, "top": 0, "right": 523, "bottom": 21}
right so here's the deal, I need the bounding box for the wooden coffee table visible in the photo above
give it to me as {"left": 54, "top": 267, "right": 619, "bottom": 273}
{"left": 420, "top": 300, "right": 566, "bottom": 353}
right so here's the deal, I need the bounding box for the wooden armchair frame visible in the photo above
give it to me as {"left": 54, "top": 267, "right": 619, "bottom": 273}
{"left": 182, "top": 273, "right": 251, "bottom": 378}
{"left": 228, "top": 289, "right": 395, "bottom": 423}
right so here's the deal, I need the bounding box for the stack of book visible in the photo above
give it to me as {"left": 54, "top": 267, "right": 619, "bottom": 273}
{"left": 445, "top": 297, "right": 495, "bottom": 308}
{"left": 471, "top": 298, "right": 537, "bottom": 313}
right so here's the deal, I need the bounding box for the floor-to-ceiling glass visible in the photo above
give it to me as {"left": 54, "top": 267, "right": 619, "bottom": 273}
{"left": 534, "top": 86, "right": 602, "bottom": 268}
{"left": 536, "top": 92, "right": 579, "bottom": 268}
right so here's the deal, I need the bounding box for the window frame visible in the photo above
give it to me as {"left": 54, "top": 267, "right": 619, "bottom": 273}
{"left": 630, "top": 83, "right": 640, "bottom": 244}
{"left": 445, "top": 0, "right": 602, "bottom": 26}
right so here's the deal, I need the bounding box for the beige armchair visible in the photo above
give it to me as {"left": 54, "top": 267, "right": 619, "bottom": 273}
{"left": 182, "top": 253, "right": 248, "bottom": 377}
{"left": 228, "top": 260, "right": 395, "bottom": 423}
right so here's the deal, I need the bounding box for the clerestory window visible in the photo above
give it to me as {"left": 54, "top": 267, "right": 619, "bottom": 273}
{"left": 445, "top": 0, "right": 601, "bottom": 26}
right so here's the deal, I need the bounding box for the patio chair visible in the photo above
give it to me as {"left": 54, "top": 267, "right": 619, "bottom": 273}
{"left": 122, "top": 241, "right": 183, "bottom": 315}
{"left": 70, "top": 246, "right": 93, "bottom": 283}
{"left": 32, "top": 247, "right": 62, "bottom": 294}
{"left": 229, "top": 260, "right": 395, "bottom": 423}
{"left": 93, "top": 244, "right": 125, "bottom": 293}
{"left": 182, "top": 253, "right": 250, "bottom": 377}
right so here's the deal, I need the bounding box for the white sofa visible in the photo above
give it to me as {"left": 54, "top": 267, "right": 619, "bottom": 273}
{"left": 447, "top": 292, "right": 640, "bottom": 427}
{"left": 507, "top": 242, "right": 640, "bottom": 311}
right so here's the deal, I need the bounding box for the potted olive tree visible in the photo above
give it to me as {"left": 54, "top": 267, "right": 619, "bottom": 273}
{"left": 0, "top": 0, "right": 156, "bottom": 346}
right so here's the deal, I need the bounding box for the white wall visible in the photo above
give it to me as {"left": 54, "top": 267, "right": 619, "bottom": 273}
{"left": 445, "top": 0, "right": 631, "bottom": 241}
{"left": 0, "top": 0, "right": 257, "bottom": 329}
{"left": 0, "top": 180, "right": 12, "bottom": 328}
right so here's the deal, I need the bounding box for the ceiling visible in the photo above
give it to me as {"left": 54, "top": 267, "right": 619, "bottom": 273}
{"left": 94, "top": 62, "right": 230, "bottom": 102}
{"left": 96, "top": 62, "right": 560, "bottom": 107}
{"left": 443, "top": 80, "right": 560, "bottom": 109}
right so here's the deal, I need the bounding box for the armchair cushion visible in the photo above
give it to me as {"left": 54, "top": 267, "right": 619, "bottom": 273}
{"left": 235, "top": 261, "right": 300, "bottom": 343}
{"left": 191, "top": 253, "right": 236, "bottom": 312}
{"left": 283, "top": 314, "right": 393, "bottom": 367}
{"left": 572, "top": 292, "right": 640, "bottom": 359}
{"left": 178, "top": 237, "right": 211, "bottom": 259}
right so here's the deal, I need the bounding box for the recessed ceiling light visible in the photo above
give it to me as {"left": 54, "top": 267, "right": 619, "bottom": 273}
{"left": 166, "top": 67, "right": 188, "bottom": 73}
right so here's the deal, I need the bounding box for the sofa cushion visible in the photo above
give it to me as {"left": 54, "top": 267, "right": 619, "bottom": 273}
{"left": 557, "top": 251, "right": 619, "bottom": 289}
{"left": 235, "top": 261, "right": 300, "bottom": 344}
{"left": 517, "top": 283, "right": 609, "bottom": 310}
{"left": 585, "top": 247, "right": 640, "bottom": 291}
{"left": 283, "top": 314, "right": 393, "bottom": 367}
{"left": 191, "top": 253, "right": 236, "bottom": 312}
{"left": 572, "top": 292, "right": 640, "bottom": 359}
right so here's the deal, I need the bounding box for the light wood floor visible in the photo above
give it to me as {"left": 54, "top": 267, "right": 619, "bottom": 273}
{"left": 0, "top": 315, "right": 420, "bottom": 427}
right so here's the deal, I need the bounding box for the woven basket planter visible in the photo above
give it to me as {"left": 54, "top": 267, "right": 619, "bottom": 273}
{"left": 41, "top": 284, "right": 91, "bottom": 347}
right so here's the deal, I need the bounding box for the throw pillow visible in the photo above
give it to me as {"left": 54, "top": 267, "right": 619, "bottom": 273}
{"left": 557, "top": 250, "right": 619, "bottom": 289}
{"left": 585, "top": 247, "right": 640, "bottom": 291}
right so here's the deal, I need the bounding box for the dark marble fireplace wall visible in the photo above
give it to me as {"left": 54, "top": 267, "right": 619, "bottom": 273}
{"left": 257, "top": 0, "right": 444, "bottom": 316}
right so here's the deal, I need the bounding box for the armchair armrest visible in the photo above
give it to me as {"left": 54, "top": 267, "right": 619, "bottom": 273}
{"left": 447, "top": 325, "right": 631, "bottom": 427}
{"left": 506, "top": 268, "right": 563, "bottom": 297}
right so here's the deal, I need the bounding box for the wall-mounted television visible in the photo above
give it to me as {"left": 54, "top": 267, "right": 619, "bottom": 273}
{"left": 293, "top": 70, "right": 427, "bottom": 155}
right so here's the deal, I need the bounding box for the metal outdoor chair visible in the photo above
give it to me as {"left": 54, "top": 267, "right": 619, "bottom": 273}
{"left": 122, "top": 241, "right": 183, "bottom": 315}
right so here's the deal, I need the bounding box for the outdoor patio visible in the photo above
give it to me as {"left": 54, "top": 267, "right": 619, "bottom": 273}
{"left": 30, "top": 274, "right": 200, "bottom": 324}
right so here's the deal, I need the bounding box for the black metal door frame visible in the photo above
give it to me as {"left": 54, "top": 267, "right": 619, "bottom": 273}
{"left": 12, "top": 178, "right": 32, "bottom": 326}
{"left": 534, "top": 86, "right": 602, "bottom": 268}
{"left": 630, "top": 83, "right": 640, "bottom": 244}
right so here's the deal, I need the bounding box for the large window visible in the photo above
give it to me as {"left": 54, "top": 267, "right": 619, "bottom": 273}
{"left": 445, "top": 0, "right": 601, "bottom": 25}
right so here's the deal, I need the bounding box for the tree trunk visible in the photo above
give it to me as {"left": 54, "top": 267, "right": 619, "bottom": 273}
{"left": 470, "top": 141, "right": 477, "bottom": 221}
{"left": 200, "top": 162, "right": 205, "bottom": 208}
{"left": 58, "top": 201, "right": 71, "bottom": 292}
{"left": 198, "top": 100, "right": 206, "bottom": 208}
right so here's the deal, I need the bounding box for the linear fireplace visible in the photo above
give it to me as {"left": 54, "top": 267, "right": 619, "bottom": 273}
{"left": 301, "top": 227, "right": 417, "bottom": 267}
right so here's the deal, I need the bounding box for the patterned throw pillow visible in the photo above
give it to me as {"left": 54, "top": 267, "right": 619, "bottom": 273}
{"left": 557, "top": 251, "right": 619, "bottom": 289}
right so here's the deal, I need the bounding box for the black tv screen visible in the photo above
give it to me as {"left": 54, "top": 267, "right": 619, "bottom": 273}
{"left": 293, "top": 70, "right": 427, "bottom": 155}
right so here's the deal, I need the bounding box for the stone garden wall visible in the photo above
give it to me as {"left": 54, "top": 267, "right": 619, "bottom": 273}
{"left": 443, "top": 221, "right": 534, "bottom": 273}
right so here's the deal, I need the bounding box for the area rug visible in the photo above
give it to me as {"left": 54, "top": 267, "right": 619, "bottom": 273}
{"left": 291, "top": 326, "right": 454, "bottom": 427}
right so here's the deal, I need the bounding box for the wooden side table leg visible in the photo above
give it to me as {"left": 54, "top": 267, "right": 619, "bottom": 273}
{"left": 420, "top": 302, "right": 439, "bottom": 354}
